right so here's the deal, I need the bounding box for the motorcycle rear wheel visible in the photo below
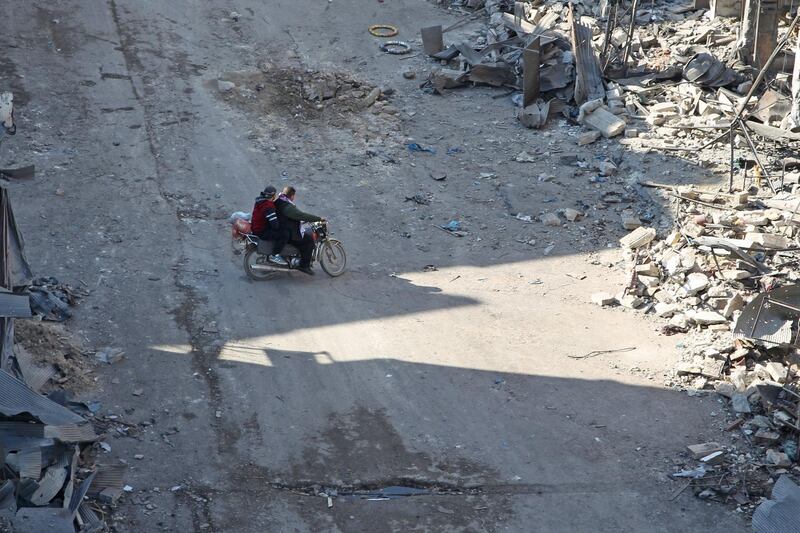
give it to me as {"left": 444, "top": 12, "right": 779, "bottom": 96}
{"left": 243, "top": 247, "right": 279, "bottom": 281}
{"left": 319, "top": 239, "right": 347, "bottom": 277}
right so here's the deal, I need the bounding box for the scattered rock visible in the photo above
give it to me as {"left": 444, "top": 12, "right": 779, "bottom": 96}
{"left": 541, "top": 213, "right": 561, "bottom": 227}
{"left": 217, "top": 80, "right": 236, "bottom": 93}
{"left": 591, "top": 292, "right": 616, "bottom": 306}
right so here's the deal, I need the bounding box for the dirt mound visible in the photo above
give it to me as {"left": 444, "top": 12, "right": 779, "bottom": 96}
{"left": 216, "top": 61, "right": 401, "bottom": 136}
{"left": 15, "top": 320, "right": 94, "bottom": 391}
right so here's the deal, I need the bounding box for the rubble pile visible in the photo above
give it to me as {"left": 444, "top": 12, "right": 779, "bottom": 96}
{"left": 426, "top": 0, "right": 800, "bottom": 149}
{"left": 217, "top": 63, "right": 402, "bottom": 137}
{"left": 666, "top": 381, "right": 800, "bottom": 513}
{"left": 589, "top": 183, "right": 800, "bottom": 510}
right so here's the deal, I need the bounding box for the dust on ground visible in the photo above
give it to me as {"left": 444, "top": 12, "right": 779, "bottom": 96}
{"left": 216, "top": 60, "right": 404, "bottom": 144}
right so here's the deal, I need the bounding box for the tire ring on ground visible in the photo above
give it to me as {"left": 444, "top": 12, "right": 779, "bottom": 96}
{"left": 380, "top": 41, "right": 412, "bottom": 55}
{"left": 369, "top": 24, "right": 399, "bottom": 37}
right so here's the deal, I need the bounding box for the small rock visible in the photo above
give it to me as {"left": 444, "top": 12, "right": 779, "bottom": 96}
{"left": 577, "top": 130, "right": 601, "bottom": 145}
{"left": 679, "top": 273, "right": 709, "bottom": 297}
{"left": 754, "top": 429, "right": 781, "bottom": 444}
{"left": 364, "top": 87, "right": 381, "bottom": 107}
{"left": 655, "top": 302, "right": 679, "bottom": 317}
{"left": 134, "top": 454, "right": 144, "bottom": 460}
{"left": 217, "top": 80, "right": 236, "bottom": 93}
{"left": 676, "top": 362, "right": 702, "bottom": 376}
{"left": 764, "top": 361, "right": 786, "bottom": 382}
{"left": 598, "top": 160, "right": 617, "bottom": 176}
{"left": 669, "top": 313, "right": 689, "bottom": 328}
{"left": 541, "top": 213, "right": 561, "bottom": 227}
{"left": 721, "top": 270, "right": 752, "bottom": 281}
{"left": 691, "top": 310, "right": 727, "bottom": 325}
{"left": 622, "top": 215, "right": 642, "bottom": 230}
{"left": 731, "top": 393, "right": 751, "bottom": 414}
{"left": 687, "top": 442, "right": 723, "bottom": 459}
{"left": 591, "top": 292, "right": 616, "bottom": 306}
{"left": 635, "top": 262, "right": 660, "bottom": 277}
{"left": 624, "top": 128, "right": 639, "bottom": 138}
{"left": 514, "top": 151, "right": 537, "bottom": 163}
{"left": 714, "top": 381, "right": 735, "bottom": 399}
{"left": 766, "top": 449, "right": 791, "bottom": 467}
{"left": 745, "top": 232, "right": 790, "bottom": 249}
{"left": 402, "top": 70, "right": 416, "bottom": 80}
{"left": 564, "top": 208, "right": 582, "bottom": 222}
{"left": 723, "top": 293, "right": 744, "bottom": 318}
{"left": 617, "top": 293, "right": 643, "bottom": 309}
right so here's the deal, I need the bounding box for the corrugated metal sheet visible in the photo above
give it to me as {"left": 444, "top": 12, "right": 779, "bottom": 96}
{"left": 0, "top": 435, "right": 54, "bottom": 452}
{"left": 0, "top": 291, "right": 31, "bottom": 318}
{"left": 68, "top": 471, "right": 96, "bottom": 515}
{"left": 44, "top": 424, "right": 97, "bottom": 443}
{"left": 29, "top": 451, "right": 70, "bottom": 505}
{"left": 17, "top": 448, "right": 41, "bottom": 480}
{"left": 87, "top": 465, "right": 125, "bottom": 498}
{"left": 0, "top": 421, "right": 45, "bottom": 438}
{"left": 734, "top": 286, "right": 800, "bottom": 345}
{"left": 0, "top": 480, "right": 16, "bottom": 517}
{"left": 61, "top": 446, "right": 79, "bottom": 512}
{"left": 0, "top": 369, "right": 85, "bottom": 425}
{"left": 0, "top": 421, "right": 52, "bottom": 450}
{"left": 570, "top": 5, "right": 604, "bottom": 105}
{"left": 16, "top": 346, "right": 56, "bottom": 392}
{"left": 78, "top": 502, "right": 103, "bottom": 532}
{"left": 752, "top": 475, "right": 800, "bottom": 533}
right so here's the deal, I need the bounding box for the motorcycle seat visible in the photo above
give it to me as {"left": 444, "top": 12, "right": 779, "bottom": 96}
{"left": 253, "top": 237, "right": 301, "bottom": 256}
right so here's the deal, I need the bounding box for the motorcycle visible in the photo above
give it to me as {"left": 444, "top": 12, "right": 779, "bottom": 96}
{"left": 240, "top": 221, "right": 346, "bottom": 280}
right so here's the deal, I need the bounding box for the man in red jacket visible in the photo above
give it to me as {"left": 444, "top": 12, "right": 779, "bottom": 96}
{"left": 250, "top": 186, "right": 289, "bottom": 266}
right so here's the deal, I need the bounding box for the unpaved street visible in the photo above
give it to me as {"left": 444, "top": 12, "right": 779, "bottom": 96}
{"left": 2, "top": 1, "right": 748, "bottom": 531}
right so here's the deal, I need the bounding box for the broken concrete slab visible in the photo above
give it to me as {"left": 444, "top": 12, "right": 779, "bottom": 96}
{"left": 620, "top": 227, "right": 656, "bottom": 249}
{"left": 591, "top": 292, "right": 616, "bottom": 306}
{"left": 687, "top": 442, "right": 724, "bottom": 459}
{"left": 580, "top": 107, "right": 627, "bottom": 138}
{"left": 421, "top": 25, "right": 444, "bottom": 56}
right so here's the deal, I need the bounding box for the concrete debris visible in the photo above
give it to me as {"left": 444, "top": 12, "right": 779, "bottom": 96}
{"left": 591, "top": 292, "right": 616, "bottom": 306}
{"left": 423, "top": 0, "right": 800, "bottom": 176}
{"left": 577, "top": 130, "right": 601, "bottom": 145}
{"left": 619, "top": 226, "right": 656, "bottom": 249}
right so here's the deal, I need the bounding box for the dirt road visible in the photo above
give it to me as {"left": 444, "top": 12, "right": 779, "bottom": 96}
{"left": 1, "top": 1, "right": 747, "bottom": 531}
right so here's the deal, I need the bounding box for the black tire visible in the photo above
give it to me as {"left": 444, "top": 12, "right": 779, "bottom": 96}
{"left": 243, "top": 247, "right": 278, "bottom": 281}
{"left": 319, "top": 240, "right": 347, "bottom": 277}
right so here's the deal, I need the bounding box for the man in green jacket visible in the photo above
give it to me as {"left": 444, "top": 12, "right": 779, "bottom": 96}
{"left": 275, "top": 186, "right": 325, "bottom": 275}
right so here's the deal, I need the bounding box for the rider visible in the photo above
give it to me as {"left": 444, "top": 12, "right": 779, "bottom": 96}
{"left": 275, "top": 185, "right": 324, "bottom": 276}
{"left": 250, "top": 185, "right": 289, "bottom": 267}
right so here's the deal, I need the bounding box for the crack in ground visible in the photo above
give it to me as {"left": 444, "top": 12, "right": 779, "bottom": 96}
{"left": 179, "top": 474, "right": 631, "bottom": 499}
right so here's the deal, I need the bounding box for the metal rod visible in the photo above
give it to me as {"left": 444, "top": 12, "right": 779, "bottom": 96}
{"left": 728, "top": 125, "right": 735, "bottom": 193}
{"left": 600, "top": 0, "right": 618, "bottom": 67}
{"left": 621, "top": 0, "right": 640, "bottom": 72}
{"left": 739, "top": 120, "right": 777, "bottom": 193}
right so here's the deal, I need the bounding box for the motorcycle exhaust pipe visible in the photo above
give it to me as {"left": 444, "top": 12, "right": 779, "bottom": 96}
{"left": 250, "top": 263, "right": 279, "bottom": 272}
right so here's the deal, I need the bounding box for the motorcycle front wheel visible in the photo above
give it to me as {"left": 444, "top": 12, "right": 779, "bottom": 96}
{"left": 243, "top": 247, "right": 279, "bottom": 281}
{"left": 318, "top": 239, "right": 347, "bottom": 277}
